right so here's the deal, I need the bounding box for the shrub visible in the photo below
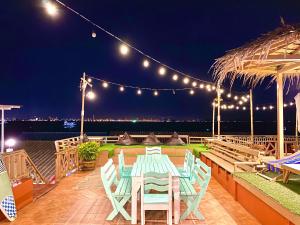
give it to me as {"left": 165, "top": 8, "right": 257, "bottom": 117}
{"left": 78, "top": 142, "right": 100, "bottom": 161}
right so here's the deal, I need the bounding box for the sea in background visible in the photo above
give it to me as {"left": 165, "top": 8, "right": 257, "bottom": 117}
{"left": 3, "top": 120, "right": 297, "bottom": 141}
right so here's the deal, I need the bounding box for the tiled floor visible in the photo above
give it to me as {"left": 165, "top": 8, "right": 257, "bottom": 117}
{"left": 0, "top": 170, "right": 260, "bottom": 225}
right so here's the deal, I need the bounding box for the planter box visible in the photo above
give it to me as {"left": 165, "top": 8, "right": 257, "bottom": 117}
{"left": 200, "top": 154, "right": 300, "bottom": 225}
{"left": 0, "top": 178, "right": 33, "bottom": 221}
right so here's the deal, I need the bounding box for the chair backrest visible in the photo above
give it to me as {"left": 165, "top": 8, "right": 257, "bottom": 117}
{"left": 193, "top": 158, "right": 211, "bottom": 193}
{"left": 141, "top": 172, "right": 172, "bottom": 200}
{"left": 100, "top": 159, "right": 118, "bottom": 200}
{"left": 118, "top": 150, "right": 125, "bottom": 175}
{"left": 145, "top": 146, "right": 162, "bottom": 155}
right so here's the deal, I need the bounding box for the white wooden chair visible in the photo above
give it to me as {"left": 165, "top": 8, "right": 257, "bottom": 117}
{"left": 145, "top": 146, "right": 162, "bottom": 155}
{"left": 141, "top": 172, "right": 172, "bottom": 225}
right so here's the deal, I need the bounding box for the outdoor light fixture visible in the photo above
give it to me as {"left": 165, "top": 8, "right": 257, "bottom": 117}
{"left": 158, "top": 67, "right": 166, "bottom": 76}
{"left": 102, "top": 82, "right": 109, "bottom": 88}
{"left": 44, "top": 1, "right": 58, "bottom": 17}
{"left": 183, "top": 77, "right": 190, "bottom": 84}
{"left": 86, "top": 91, "right": 96, "bottom": 100}
{"left": 137, "top": 89, "right": 142, "bottom": 95}
{"left": 153, "top": 90, "right": 159, "bottom": 96}
{"left": 189, "top": 89, "right": 194, "bottom": 95}
{"left": 119, "top": 44, "right": 129, "bottom": 56}
{"left": 192, "top": 81, "right": 197, "bottom": 87}
{"left": 143, "top": 60, "right": 150, "bottom": 68}
{"left": 5, "top": 138, "right": 16, "bottom": 153}
{"left": 119, "top": 86, "right": 125, "bottom": 92}
{"left": 172, "top": 74, "right": 178, "bottom": 81}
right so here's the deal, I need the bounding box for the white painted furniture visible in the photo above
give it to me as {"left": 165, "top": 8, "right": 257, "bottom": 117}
{"left": 145, "top": 146, "right": 162, "bottom": 155}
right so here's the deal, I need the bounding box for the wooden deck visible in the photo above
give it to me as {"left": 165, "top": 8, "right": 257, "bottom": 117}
{"left": 0, "top": 169, "right": 260, "bottom": 225}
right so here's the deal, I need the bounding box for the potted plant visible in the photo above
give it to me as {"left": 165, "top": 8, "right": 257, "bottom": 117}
{"left": 78, "top": 142, "right": 100, "bottom": 170}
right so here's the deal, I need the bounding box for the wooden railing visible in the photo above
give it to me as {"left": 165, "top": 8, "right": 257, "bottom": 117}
{"left": 2, "top": 150, "right": 47, "bottom": 184}
{"left": 189, "top": 136, "right": 208, "bottom": 144}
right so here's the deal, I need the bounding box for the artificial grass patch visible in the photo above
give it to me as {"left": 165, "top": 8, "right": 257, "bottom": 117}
{"left": 235, "top": 172, "right": 300, "bottom": 215}
{"left": 97, "top": 143, "right": 208, "bottom": 157}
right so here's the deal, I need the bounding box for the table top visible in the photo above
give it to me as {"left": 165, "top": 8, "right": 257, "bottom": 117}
{"left": 282, "top": 163, "right": 300, "bottom": 175}
{"left": 131, "top": 155, "right": 180, "bottom": 177}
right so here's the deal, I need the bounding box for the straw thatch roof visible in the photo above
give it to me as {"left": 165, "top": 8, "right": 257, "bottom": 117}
{"left": 213, "top": 24, "right": 300, "bottom": 87}
{"left": 166, "top": 132, "right": 185, "bottom": 146}
{"left": 115, "top": 132, "right": 137, "bottom": 145}
{"left": 142, "top": 132, "right": 161, "bottom": 145}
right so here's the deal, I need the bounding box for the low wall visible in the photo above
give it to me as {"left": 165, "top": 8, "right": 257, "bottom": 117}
{"left": 200, "top": 154, "right": 299, "bottom": 225}
{"left": 0, "top": 178, "right": 33, "bottom": 221}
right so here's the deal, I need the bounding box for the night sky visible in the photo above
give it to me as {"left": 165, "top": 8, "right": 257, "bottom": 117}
{"left": 1, "top": 0, "right": 300, "bottom": 120}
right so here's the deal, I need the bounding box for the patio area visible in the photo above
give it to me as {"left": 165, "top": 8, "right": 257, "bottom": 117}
{"left": 0, "top": 169, "right": 260, "bottom": 225}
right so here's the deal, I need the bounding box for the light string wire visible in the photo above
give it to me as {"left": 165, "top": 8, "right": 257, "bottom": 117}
{"left": 54, "top": 0, "right": 246, "bottom": 95}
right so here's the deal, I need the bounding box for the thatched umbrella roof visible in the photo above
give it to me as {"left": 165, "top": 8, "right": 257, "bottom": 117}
{"left": 166, "top": 132, "right": 185, "bottom": 146}
{"left": 115, "top": 132, "right": 137, "bottom": 145}
{"left": 142, "top": 132, "right": 161, "bottom": 145}
{"left": 213, "top": 23, "right": 300, "bottom": 87}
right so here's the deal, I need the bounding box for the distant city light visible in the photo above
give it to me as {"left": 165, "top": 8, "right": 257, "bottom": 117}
{"left": 158, "top": 67, "right": 166, "bottom": 76}
{"left": 143, "top": 60, "right": 150, "bottom": 68}
{"left": 86, "top": 91, "right": 96, "bottom": 100}
{"left": 119, "top": 44, "right": 129, "bottom": 56}
{"left": 44, "top": 1, "right": 58, "bottom": 17}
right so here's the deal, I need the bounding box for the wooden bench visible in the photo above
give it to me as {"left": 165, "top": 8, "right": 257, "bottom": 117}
{"left": 206, "top": 139, "right": 261, "bottom": 172}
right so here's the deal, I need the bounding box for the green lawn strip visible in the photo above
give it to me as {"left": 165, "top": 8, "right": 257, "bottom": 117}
{"left": 234, "top": 172, "right": 300, "bottom": 215}
{"left": 97, "top": 143, "right": 208, "bottom": 157}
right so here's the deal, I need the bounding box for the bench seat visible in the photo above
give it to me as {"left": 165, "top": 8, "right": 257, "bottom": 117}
{"left": 114, "top": 178, "right": 131, "bottom": 197}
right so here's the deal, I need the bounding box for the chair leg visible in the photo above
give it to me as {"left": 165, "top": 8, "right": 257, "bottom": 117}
{"left": 141, "top": 208, "right": 145, "bottom": 225}
{"left": 168, "top": 209, "right": 172, "bottom": 225}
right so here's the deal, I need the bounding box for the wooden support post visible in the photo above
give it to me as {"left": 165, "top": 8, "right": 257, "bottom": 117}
{"left": 250, "top": 89, "right": 254, "bottom": 144}
{"left": 276, "top": 73, "right": 284, "bottom": 159}
{"left": 212, "top": 104, "right": 215, "bottom": 137}
{"left": 296, "top": 109, "right": 299, "bottom": 147}
{"left": 1, "top": 109, "right": 4, "bottom": 153}
{"left": 217, "top": 86, "right": 221, "bottom": 139}
{"left": 80, "top": 73, "right": 87, "bottom": 141}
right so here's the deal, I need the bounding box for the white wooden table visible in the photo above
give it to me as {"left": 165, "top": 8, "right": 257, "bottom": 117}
{"left": 130, "top": 155, "right": 180, "bottom": 224}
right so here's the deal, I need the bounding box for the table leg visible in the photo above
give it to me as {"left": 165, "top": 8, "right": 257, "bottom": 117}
{"left": 173, "top": 177, "right": 180, "bottom": 224}
{"left": 131, "top": 177, "right": 139, "bottom": 224}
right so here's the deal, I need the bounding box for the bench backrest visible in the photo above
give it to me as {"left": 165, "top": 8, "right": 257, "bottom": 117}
{"left": 145, "top": 146, "right": 162, "bottom": 155}
{"left": 101, "top": 159, "right": 118, "bottom": 200}
{"left": 193, "top": 158, "right": 211, "bottom": 194}
{"left": 118, "top": 150, "right": 125, "bottom": 175}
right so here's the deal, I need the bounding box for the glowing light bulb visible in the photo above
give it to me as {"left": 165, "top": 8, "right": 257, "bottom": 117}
{"left": 137, "top": 89, "right": 142, "bottom": 95}
{"left": 238, "top": 100, "right": 243, "bottom": 105}
{"left": 189, "top": 89, "right": 194, "bottom": 95}
{"left": 158, "top": 67, "right": 166, "bottom": 76}
{"left": 92, "top": 31, "right": 96, "bottom": 38}
{"left": 234, "top": 96, "right": 238, "bottom": 100}
{"left": 243, "top": 106, "right": 246, "bottom": 110}
{"left": 227, "top": 93, "right": 232, "bottom": 98}
{"left": 172, "top": 74, "right": 178, "bottom": 81}
{"left": 284, "top": 103, "right": 287, "bottom": 107}
{"left": 236, "top": 106, "right": 240, "bottom": 110}
{"left": 192, "top": 81, "right": 197, "bottom": 87}
{"left": 212, "top": 86, "right": 216, "bottom": 90}
{"left": 263, "top": 106, "right": 266, "bottom": 110}
{"left": 247, "top": 94, "right": 250, "bottom": 99}
{"left": 290, "top": 102, "right": 294, "bottom": 106}
{"left": 87, "top": 78, "right": 92, "bottom": 83}
{"left": 220, "top": 89, "right": 224, "bottom": 94}
{"left": 44, "top": 1, "right": 58, "bottom": 17}
{"left": 143, "top": 59, "right": 150, "bottom": 68}
{"left": 206, "top": 84, "right": 211, "bottom": 89}
{"left": 153, "top": 90, "right": 159, "bottom": 96}
{"left": 199, "top": 84, "right": 204, "bottom": 89}
{"left": 119, "top": 86, "right": 125, "bottom": 92}
{"left": 5, "top": 138, "right": 16, "bottom": 147}
{"left": 119, "top": 44, "right": 129, "bottom": 55}
{"left": 86, "top": 91, "right": 96, "bottom": 100}
{"left": 102, "top": 82, "right": 109, "bottom": 88}
{"left": 183, "top": 77, "right": 190, "bottom": 84}
{"left": 269, "top": 105, "right": 274, "bottom": 110}
{"left": 256, "top": 107, "right": 260, "bottom": 111}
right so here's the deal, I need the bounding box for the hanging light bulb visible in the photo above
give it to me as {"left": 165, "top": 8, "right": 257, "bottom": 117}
{"left": 263, "top": 106, "right": 266, "bottom": 110}
{"left": 220, "top": 89, "right": 224, "bottom": 94}
{"left": 119, "top": 86, "right": 125, "bottom": 92}
{"left": 290, "top": 102, "right": 294, "bottom": 106}
{"left": 227, "top": 93, "right": 232, "bottom": 98}
{"left": 236, "top": 106, "right": 240, "bottom": 110}
{"left": 153, "top": 90, "right": 159, "bottom": 96}
{"left": 199, "top": 83, "right": 204, "bottom": 89}
{"left": 183, "top": 77, "right": 190, "bottom": 84}
{"left": 256, "top": 107, "right": 260, "bottom": 111}
{"left": 212, "top": 86, "right": 216, "bottom": 90}
{"left": 172, "top": 74, "right": 178, "bottom": 81}
{"left": 192, "top": 81, "right": 197, "bottom": 87}
{"left": 119, "top": 43, "right": 129, "bottom": 56}
{"left": 238, "top": 100, "right": 243, "bottom": 105}
{"left": 137, "top": 89, "right": 142, "bottom": 95}
{"left": 44, "top": 1, "right": 58, "bottom": 17}
{"left": 234, "top": 96, "right": 238, "bottom": 100}
{"left": 92, "top": 31, "right": 97, "bottom": 38}
{"left": 86, "top": 90, "right": 96, "bottom": 100}
{"left": 87, "top": 78, "right": 92, "bottom": 83}
{"left": 189, "top": 89, "right": 195, "bottom": 95}
{"left": 269, "top": 105, "right": 274, "bottom": 110}
{"left": 247, "top": 94, "right": 250, "bottom": 99}
{"left": 206, "top": 84, "right": 211, "bottom": 90}
{"left": 242, "top": 106, "right": 246, "bottom": 110}
{"left": 102, "top": 82, "right": 109, "bottom": 88}
{"left": 143, "top": 59, "right": 150, "bottom": 68}
{"left": 158, "top": 67, "right": 166, "bottom": 76}
{"left": 284, "top": 103, "right": 287, "bottom": 107}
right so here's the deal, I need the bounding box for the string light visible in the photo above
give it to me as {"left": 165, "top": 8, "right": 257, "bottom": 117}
{"left": 227, "top": 93, "right": 232, "bottom": 98}
{"left": 172, "top": 74, "right": 178, "bottom": 81}
{"left": 119, "top": 44, "right": 129, "bottom": 56}
{"left": 234, "top": 96, "right": 238, "bottom": 100}
{"left": 199, "top": 84, "right": 204, "bottom": 89}
{"left": 189, "top": 89, "right": 195, "bottom": 95}
{"left": 102, "top": 82, "right": 109, "bottom": 88}
{"left": 137, "top": 89, "right": 142, "bottom": 95}
{"left": 212, "top": 86, "right": 216, "bottom": 90}
{"left": 153, "top": 90, "right": 159, "bottom": 96}
{"left": 158, "top": 67, "right": 166, "bottom": 76}
{"left": 44, "top": 1, "right": 58, "bottom": 17}
{"left": 87, "top": 78, "right": 92, "bottom": 83}
{"left": 284, "top": 103, "right": 287, "bottom": 107}
{"left": 143, "top": 59, "right": 150, "bottom": 68}
{"left": 256, "top": 107, "right": 260, "bottom": 111}
{"left": 86, "top": 90, "right": 96, "bottom": 100}
{"left": 238, "top": 100, "right": 243, "bottom": 105}
{"left": 183, "top": 77, "right": 190, "bottom": 84}
{"left": 236, "top": 106, "right": 240, "bottom": 110}
{"left": 242, "top": 106, "right": 246, "bottom": 110}
{"left": 92, "top": 31, "right": 96, "bottom": 38}
{"left": 192, "top": 81, "right": 197, "bottom": 87}
{"left": 119, "top": 86, "right": 125, "bottom": 92}
{"left": 290, "top": 102, "right": 294, "bottom": 106}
